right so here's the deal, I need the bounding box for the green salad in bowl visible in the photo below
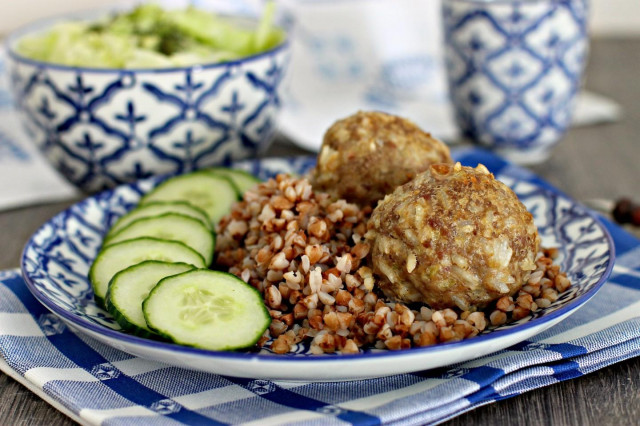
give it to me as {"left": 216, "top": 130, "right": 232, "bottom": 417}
{"left": 7, "top": 2, "right": 290, "bottom": 192}
{"left": 16, "top": 3, "right": 285, "bottom": 68}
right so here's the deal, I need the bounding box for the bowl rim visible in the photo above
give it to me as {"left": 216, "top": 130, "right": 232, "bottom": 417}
{"left": 4, "top": 6, "right": 290, "bottom": 74}
{"left": 19, "top": 159, "right": 617, "bottom": 364}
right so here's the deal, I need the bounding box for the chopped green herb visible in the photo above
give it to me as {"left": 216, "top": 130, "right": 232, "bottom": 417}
{"left": 16, "top": 2, "right": 284, "bottom": 68}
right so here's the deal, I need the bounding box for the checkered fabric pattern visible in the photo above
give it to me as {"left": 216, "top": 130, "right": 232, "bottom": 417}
{"left": 1, "top": 153, "right": 640, "bottom": 425}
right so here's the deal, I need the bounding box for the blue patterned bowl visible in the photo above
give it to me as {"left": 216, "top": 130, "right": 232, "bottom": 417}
{"left": 442, "top": 0, "right": 589, "bottom": 164}
{"left": 5, "top": 13, "right": 290, "bottom": 193}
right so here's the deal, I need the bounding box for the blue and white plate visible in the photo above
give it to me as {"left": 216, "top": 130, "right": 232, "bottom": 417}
{"left": 21, "top": 154, "right": 614, "bottom": 381}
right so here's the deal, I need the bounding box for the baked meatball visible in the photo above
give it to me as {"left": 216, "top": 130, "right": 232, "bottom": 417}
{"left": 368, "top": 162, "right": 539, "bottom": 311}
{"left": 311, "top": 111, "right": 452, "bottom": 207}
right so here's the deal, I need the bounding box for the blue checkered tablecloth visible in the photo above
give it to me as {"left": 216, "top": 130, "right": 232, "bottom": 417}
{"left": 1, "top": 153, "right": 640, "bottom": 425}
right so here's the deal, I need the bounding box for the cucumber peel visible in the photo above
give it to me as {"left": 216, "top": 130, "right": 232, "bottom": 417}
{"left": 107, "top": 201, "right": 212, "bottom": 238}
{"left": 204, "top": 167, "right": 261, "bottom": 198}
{"left": 105, "top": 261, "right": 195, "bottom": 337}
{"left": 140, "top": 172, "right": 238, "bottom": 227}
{"left": 143, "top": 269, "right": 270, "bottom": 351}
{"left": 104, "top": 212, "right": 215, "bottom": 266}
{"left": 90, "top": 237, "right": 206, "bottom": 308}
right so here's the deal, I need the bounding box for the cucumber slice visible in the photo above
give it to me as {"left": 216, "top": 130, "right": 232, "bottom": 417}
{"left": 107, "top": 201, "right": 211, "bottom": 238}
{"left": 143, "top": 269, "right": 270, "bottom": 351}
{"left": 205, "top": 168, "right": 261, "bottom": 197}
{"left": 89, "top": 237, "right": 206, "bottom": 308}
{"left": 140, "top": 172, "right": 238, "bottom": 227}
{"left": 104, "top": 213, "right": 215, "bottom": 265}
{"left": 105, "top": 261, "right": 195, "bottom": 337}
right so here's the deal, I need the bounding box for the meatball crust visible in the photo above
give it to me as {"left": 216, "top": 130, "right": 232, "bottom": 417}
{"left": 368, "top": 162, "right": 540, "bottom": 311}
{"left": 311, "top": 111, "right": 452, "bottom": 207}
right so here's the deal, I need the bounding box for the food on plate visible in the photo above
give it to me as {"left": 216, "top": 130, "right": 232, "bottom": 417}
{"left": 89, "top": 166, "right": 258, "bottom": 341}
{"left": 216, "top": 173, "right": 570, "bottom": 354}
{"left": 105, "top": 261, "right": 195, "bottom": 337}
{"left": 140, "top": 171, "right": 238, "bottom": 227}
{"left": 85, "top": 113, "right": 572, "bottom": 355}
{"left": 90, "top": 237, "right": 206, "bottom": 308}
{"left": 205, "top": 167, "right": 262, "bottom": 196}
{"left": 16, "top": 3, "right": 285, "bottom": 68}
{"left": 216, "top": 174, "right": 376, "bottom": 353}
{"left": 104, "top": 213, "right": 216, "bottom": 266}
{"left": 106, "top": 201, "right": 212, "bottom": 237}
{"left": 367, "top": 162, "right": 540, "bottom": 311}
{"left": 310, "top": 111, "right": 453, "bottom": 207}
{"left": 143, "top": 269, "right": 271, "bottom": 351}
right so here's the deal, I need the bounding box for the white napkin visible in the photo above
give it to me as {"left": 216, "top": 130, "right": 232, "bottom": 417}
{"left": 572, "top": 91, "right": 623, "bottom": 126}
{"left": 0, "top": 112, "right": 79, "bottom": 211}
{"left": 0, "top": 51, "right": 79, "bottom": 211}
{"left": 276, "top": 0, "right": 623, "bottom": 151}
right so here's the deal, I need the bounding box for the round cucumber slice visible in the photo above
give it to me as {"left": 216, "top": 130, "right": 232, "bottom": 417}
{"left": 205, "top": 168, "right": 261, "bottom": 197}
{"left": 140, "top": 172, "right": 237, "bottom": 227}
{"left": 104, "top": 213, "right": 215, "bottom": 265}
{"left": 105, "top": 261, "right": 195, "bottom": 337}
{"left": 143, "top": 269, "right": 270, "bottom": 351}
{"left": 107, "top": 201, "right": 211, "bottom": 238}
{"left": 89, "top": 237, "right": 206, "bottom": 308}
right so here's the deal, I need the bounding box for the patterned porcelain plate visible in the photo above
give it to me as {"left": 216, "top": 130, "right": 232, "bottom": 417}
{"left": 21, "top": 152, "right": 614, "bottom": 381}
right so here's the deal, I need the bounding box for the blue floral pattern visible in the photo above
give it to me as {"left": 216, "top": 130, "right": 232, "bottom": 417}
{"left": 442, "top": 0, "right": 589, "bottom": 158}
{"left": 7, "top": 45, "right": 289, "bottom": 192}
{"left": 21, "top": 156, "right": 612, "bottom": 355}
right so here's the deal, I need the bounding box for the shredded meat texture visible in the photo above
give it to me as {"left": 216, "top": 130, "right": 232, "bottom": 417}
{"left": 214, "top": 113, "right": 565, "bottom": 354}
{"left": 215, "top": 173, "right": 567, "bottom": 354}
{"left": 368, "top": 162, "right": 540, "bottom": 311}
{"left": 311, "top": 111, "right": 453, "bottom": 208}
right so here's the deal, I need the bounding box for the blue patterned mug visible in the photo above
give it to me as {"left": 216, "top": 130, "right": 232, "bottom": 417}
{"left": 6, "top": 13, "right": 289, "bottom": 193}
{"left": 442, "top": 0, "right": 589, "bottom": 164}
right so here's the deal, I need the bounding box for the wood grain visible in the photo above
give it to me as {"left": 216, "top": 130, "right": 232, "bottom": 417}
{"left": 1, "top": 38, "right": 639, "bottom": 425}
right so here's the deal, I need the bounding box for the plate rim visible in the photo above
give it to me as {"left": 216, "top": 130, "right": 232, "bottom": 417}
{"left": 20, "top": 157, "right": 616, "bottom": 365}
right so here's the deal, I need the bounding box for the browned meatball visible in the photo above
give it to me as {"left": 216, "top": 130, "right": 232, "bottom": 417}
{"left": 311, "top": 111, "right": 452, "bottom": 207}
{"left": 368, "top": 162, "right": 540, "bottom": 311}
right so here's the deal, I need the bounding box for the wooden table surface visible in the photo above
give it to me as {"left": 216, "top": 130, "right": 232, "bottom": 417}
{"left": 1, "top": 38, "right": 639, "bottom": 425}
